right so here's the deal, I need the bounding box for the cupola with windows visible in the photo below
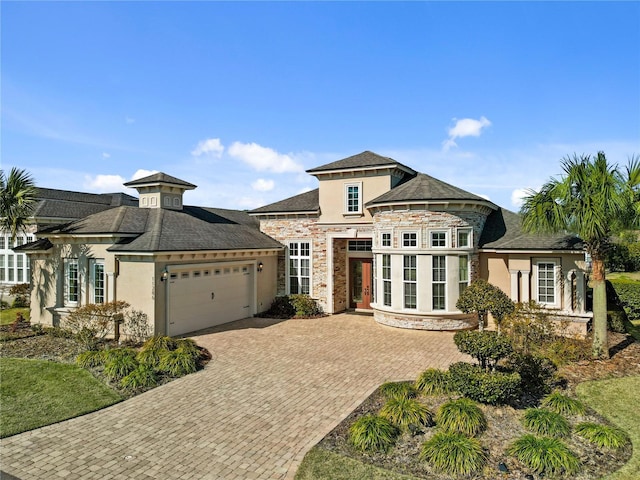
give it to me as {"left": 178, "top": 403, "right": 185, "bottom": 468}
{"left": 124, "top": 173, "right": 196, "bottom": 211}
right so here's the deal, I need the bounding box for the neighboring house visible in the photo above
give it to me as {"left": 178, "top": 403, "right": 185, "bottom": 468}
{"left": 16, "top": 151, "right": 591, "bottom": 337}
{"left": 16, "top": 173, "right": 283, "bottom": 336}
{"left": 1, "top": 188, "right": 138, "bottom": 287}
{"left": 251, "top": 151, "right": 591, "bottom": 332}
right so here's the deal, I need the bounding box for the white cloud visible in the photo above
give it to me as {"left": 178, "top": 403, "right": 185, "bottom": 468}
{"left": 84, "top": 174, "right": 126, "bottom": 192}
{"left": 251, "top": 178, "right": 275, "bottom": 192}
{"left": 443, "top": 116, "right": 492, "bottom": 150}
{"left": 191, "top": 138, "right": 225, "bottom": 158}
{"left": 511, "top": 187, "right": 536, "bottom": 209}
{"left": 131, "top": 169, "right": 159, "bottom": 181}
{"left": 236, "top": 196, "right": 265, "bottom": 210}
{"left": 228, "top": 141, "right": 304, "bottom": 173}
{"left": 102, "top": 152, "right": 111, "bottom": 159}
{"left": 125, "top": 117, "right": 135, "bottom": 124}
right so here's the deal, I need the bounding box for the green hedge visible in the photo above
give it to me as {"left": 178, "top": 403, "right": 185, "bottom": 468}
{"left": 449, "top": 362, "right": 521, "bottom": 405}
{"left": 610, "top": 280, "right": 640, "bottom": 323}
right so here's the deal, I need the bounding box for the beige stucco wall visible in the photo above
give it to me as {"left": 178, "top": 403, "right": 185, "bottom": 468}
{"left": 318, "top": 173, "right": 393, "bottom": 223}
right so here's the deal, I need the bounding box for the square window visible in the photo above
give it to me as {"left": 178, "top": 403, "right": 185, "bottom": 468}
{"left": 431, "top": 231, "right": 446, "bottom": 248}
{"left": 402, "top": 232, "right": 418, "bottom": 248}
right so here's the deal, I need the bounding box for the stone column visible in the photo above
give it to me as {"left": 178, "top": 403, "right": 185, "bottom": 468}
{"left": 520, "top": 270, "right": 530, "bottom": 302}
{"left": 509, "top": 269, "right": 520, "bottom": 302}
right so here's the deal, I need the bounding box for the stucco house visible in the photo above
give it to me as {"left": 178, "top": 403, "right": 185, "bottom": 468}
{"left": 17, "top": 173, "right": 283, "bottom": 336}
{"left": 250, "top": 151, "right": 591, "bottom": 332}
{"left": 16, "top": 151, "right": 591, "bottom": 337}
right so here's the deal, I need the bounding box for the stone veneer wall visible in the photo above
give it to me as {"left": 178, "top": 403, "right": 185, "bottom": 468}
{"left": 374, "top": 310, "right": 478, "bottom": 331}
{"left": 332, "top": 239, "right": 348, "bottom": 312}
{"left": 372, "top": 208, "right": 489, "bottom": 283}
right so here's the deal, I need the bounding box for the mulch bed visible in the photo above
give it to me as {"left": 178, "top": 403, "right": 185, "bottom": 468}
{"left": 317, "top": 332, "right": 639, "bottom": 480}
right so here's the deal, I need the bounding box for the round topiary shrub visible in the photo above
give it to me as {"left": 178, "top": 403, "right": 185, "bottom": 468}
{"left": 453, "top": 330, "right": 513, "bottom": 370}
{"left": 349, "top": 414, "right": 398, "bottom": 453}
{"left": 415, "top": 368, "right": 454, "bottom": 395}
{"left": 506, "top": 352, "right": 557, "bottom": 394}
{"left": 449, "top": 362, "right": 521, "bottom": 405}
{"left": 508, "top": 434, "right": 580, "bottom": 476}
{"left": 420, "top": 431, "right": 487, "bottom": 475}
{"left": 436, "top": 398, "right": 487, "bottom": 437}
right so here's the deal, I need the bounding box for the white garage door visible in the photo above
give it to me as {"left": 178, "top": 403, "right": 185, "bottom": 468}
{"left": 167, "top": 264, "right": 253, "bottom": 336}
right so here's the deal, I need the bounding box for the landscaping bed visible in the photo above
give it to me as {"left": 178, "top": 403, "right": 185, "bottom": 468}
{"left": 302, "top": 331, "right": 639, "bottom": 480}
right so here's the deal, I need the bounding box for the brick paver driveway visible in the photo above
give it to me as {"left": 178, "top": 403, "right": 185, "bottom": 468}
{"left": 1, "top": 314, "right": 467, "bottom": 480}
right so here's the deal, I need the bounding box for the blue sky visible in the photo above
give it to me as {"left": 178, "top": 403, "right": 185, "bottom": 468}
{"left": 2, "top": 1, "right": 639, "bottom": 211}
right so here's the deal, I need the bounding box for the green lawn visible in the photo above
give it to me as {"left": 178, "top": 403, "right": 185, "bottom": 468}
{"left": 575, "top": 376, "right": 640, "bottom": 480}
{"left": 0, "top": 307, "right": 29, "bottom": 326}
{"left": 295, "top": 447, "right": 417, "bottom": 480}
{"left": 0, "top": 358, "right": 122, "bottom": 438}
{"left": 608, "top": 272, "right": 640, "bottom": 281}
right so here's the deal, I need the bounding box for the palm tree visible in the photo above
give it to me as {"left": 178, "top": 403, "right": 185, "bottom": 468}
{"left": 520, "top": 152, "right": 640, "bottom": 359}
{"left": 0, "top": 168, "right": 37, "bottom": 244}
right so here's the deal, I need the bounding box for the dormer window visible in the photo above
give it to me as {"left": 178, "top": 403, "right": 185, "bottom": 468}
{"left": 173, "top": 197, "right": 180, "bottom": 207}
{"left": 345, "top": 182, "right": 362, "bottom": 214}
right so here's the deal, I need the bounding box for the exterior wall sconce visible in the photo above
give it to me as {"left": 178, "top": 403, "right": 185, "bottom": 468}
{"left": 257, "top": 262, "right": 264, "bottom": 273}
{"left": 160, "top": 267, "right": 169, "bottom": 282}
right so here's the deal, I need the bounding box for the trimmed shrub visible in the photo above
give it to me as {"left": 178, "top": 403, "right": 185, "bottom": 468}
{"left": 158, "top": 349, "right": 198, "bottom": 376}
{"left": 522, "top": 408, "right": 570, "bottom": 437}
{"left": 541, "top": 391, "right": 585, "bottom": 416}
{"left": 415, "top": 368, "right": 454, "bottom": 395}
{"left": 379, "top": 381, "right": 417, "bottom": 401}
{"left": 543, "top": 337, "right": 591, "bottom": 366}
{"left": 264, "top": 296, "right": 295, "bottom": 318}
{"left": 76, "top": 350, "right": 106, "bottom": 368}
{"left": 349, "top": 415, "right": 398, "bottom": 453}
{"left": 289, "top": 294, "right": 323, "bottom": 317}
{"left": 574, "top": 422, "right": 630, "bottom": 449}
{"left": 103, "top": 348, "right": 139, "bottom": 381}
{"left": 420, "top": 432, "right": 487, "bottom": 475}
{"left": 508, "top": 434, "right": 580, "bottom": 476}
{"left": 453, "top": 330, "right": 513, "bottom": 370}
{"left": 380, "top": 397, "right": 433, "bottom": 430}
{"left": 9, "top": 283, "right": 29, "bottom": 308}
{"left": 506, "top": 352, "right": 557, "bottom": 394}
{"left": 121, "top": 364, "right": 158, "bottom": 390}
{"left": 449, "top": 362, "right": 521, "bottom": 405}
{"left": 436, "top": 398, "right": 487, "bottom": 437}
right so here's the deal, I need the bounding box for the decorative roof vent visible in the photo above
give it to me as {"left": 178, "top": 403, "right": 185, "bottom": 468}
{"left": 124, "top": 173, "right": 196, "bottom": 211}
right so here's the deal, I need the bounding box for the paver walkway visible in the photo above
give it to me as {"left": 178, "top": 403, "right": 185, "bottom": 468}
{"left": 0, "top": 314, "right": 467, "bottom": 480}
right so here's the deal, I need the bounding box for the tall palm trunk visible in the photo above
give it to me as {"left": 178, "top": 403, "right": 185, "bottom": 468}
{"left": 591, "top": 255, "right": 608, "bottom": 359}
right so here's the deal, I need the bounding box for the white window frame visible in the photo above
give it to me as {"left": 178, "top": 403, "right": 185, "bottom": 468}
{"left": 403, "top": 255, "right": 417, "bottom": 309}
{"left": 344, "top": 182, "right": 363, "bottom": 214}
{"left": 89, "top": 259, "right": 106, "bottom": 304}
{"left": 432, "top": 255, "right": 446, "bottom": 311}
{"left": 382, "top": 254, "right": 392, "bottom": 307}
{"left": 173, "top": 197, "right": 180, "bottom": 207}
{"left": 430, "top": 230, "right": 448, "bottom": 248}
{"left": 535, "top": 259, "right": 559, "bottom": 307}
{"left": 458, "top": 255, "right": 469, "bottom": 297}
{"left": 401, "top": 231, "right": 419, "bottom": 248}
{"left": 381, "top": 232, "right": 392, "bottom": 248}
{"left": 288, "top": 240, "right": 312, "bottom": 295}
{"left": 456, "top": 228, "right": 472, "bottom": 248}
{"left": 65, "top": 258, "right": 80, "bottom": 307}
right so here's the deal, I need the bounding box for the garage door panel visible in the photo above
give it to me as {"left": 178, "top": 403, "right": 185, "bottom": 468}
{"left": 167, "top": 266, "right": 253, "bottom": 336}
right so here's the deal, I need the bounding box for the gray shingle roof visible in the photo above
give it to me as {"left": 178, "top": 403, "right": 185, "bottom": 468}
{"left": 33, "top": 188, "right": 138, "bottom": 221}
{"left": 13, "top": 238, "right": 53, "bottom": 252}
{"left": 40, "top": 206, "right": 283, "bottom": 253}
{"left": 307, "top": 151, "right": 414, "bottom": 174}
{"left": 367, "top": 173, "right": 496, "bottom": 206}
{"left": 250, "top": 189, "right": 319, "bottom": 214}
{"left": 123, "top": 173, "right": 196, "bottom": 189}
{"left": 479, "top": 208, "right": 584, "bottom": 250}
